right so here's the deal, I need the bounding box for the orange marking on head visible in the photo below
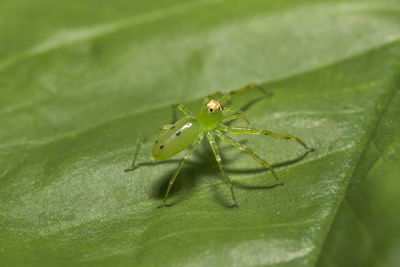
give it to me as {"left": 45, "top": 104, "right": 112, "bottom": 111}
{"left": 206, "top": 100, "right": 223, "bottom": 112}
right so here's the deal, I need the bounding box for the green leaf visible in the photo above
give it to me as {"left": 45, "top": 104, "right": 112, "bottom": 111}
{"left": 317, "top": 72, "right": 400, "bottom": 266}
{"left": 1, "top": 0, "right": 400, "bottom": 266}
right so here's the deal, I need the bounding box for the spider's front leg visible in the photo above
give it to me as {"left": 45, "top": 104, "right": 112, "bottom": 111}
{"left": 222, "top": 107, "right": 250, "bottom": 125}
{"left": 218, "top": 125, "right": 314, "bottom": 152}
{"left": 214, "top": 131, "right": 284, "bottom": 185}
{"left": 206, "top": 132, "right": 239, "bottom": 208}
{"left": 219, "top": 83, "right": 272, "bottom": 104}
{"left": 202, "top": 91, "right": 224, "bottom": 106}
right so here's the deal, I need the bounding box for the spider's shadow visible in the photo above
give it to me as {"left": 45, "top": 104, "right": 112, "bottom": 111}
{"left": 135, "top": 141, "right": 312, "bottom": 207}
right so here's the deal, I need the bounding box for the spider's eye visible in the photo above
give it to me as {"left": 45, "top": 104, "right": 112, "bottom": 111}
{"left": 206, "top": 100, "right": 221, "bottom": 113}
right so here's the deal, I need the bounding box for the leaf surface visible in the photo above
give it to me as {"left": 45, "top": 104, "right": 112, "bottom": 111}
{"left": 1, "top": 0, "right": 400, "bottom": 266}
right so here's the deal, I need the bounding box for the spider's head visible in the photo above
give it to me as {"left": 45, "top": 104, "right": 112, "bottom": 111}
{"left": 206, "top": 100, "right": 223, "bottom": 113}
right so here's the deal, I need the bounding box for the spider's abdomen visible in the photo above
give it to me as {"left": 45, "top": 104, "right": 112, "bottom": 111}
{"left": 152, "top": 117, "right": 201, "bottom": 161}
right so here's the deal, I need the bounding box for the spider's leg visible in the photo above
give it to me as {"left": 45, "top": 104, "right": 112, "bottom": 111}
{"left": 207, "top": 91, "right": 224, "bottom": 100}
{"left": 222, "top": 107, "right": 250, "bottom": 124}
{"left": 219, "top": 83, "right": 271, "bottom": 104}
{"left": 206, "top": 132, "right": 239, "bottom": 207}
{"left": 125, "top": 124, "right": 173, "bottom": 172}
{"left": 171, "top": 103, "right": 194, "bottom": 123}
{"left": 222, "top": 114, "right": 250, "bottom": 125}
{"left": 202, "top": 91, "right": 224, "bottom": 105}
{"left": 217, "top": 125, "right": 313, "bottom": 151}
{"left": 214, "top": 131, "right": 284, "bottom": 185}
{"left": 158, "top": 133, "right": 204, "bottom": 208}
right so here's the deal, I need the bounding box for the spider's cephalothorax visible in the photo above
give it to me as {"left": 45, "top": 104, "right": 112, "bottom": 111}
{"left": 125, "top": 83, "right": 314, "bottom": 208}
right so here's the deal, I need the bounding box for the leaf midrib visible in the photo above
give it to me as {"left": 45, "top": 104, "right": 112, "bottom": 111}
{"left": 313, "top": 55, "right": 400, "bottom": 265}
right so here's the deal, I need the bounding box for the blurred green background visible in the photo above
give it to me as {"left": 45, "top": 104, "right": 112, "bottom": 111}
{"left": 1, "top": 0, "right": 400, "bottom": 266}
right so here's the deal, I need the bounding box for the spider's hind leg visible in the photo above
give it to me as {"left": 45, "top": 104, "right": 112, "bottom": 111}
{"left": 125, "top": 124, "right": 173, "bottom": 172}
{"left": 171, "top": 103, "right": 194, "bottom": 124}
{"left": 158, "top": 134, "right": 204, "bottom": 208}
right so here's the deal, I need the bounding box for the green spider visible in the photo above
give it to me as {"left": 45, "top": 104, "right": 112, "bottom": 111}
{"left": 125, "top": 84, "right": 314, "bottom": 208}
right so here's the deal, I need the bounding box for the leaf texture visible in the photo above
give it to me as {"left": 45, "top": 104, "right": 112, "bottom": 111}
{"left": 1, "top": 0, "right": 400, "bottom": 266}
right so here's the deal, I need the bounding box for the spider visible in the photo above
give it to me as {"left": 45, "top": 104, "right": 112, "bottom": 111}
{"left": 125, "top": 84, "right": 314, "bottom": 208}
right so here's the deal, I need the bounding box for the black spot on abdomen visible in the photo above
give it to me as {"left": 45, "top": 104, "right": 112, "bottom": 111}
{"left": 160, "top": 145, "right": 164, "bottom": 149}
{"left": 175, "top": 131, "right": 181, "bottom": 136}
